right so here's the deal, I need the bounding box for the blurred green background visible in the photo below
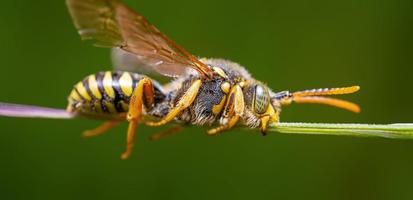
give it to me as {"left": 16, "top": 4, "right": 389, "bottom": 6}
{"left": 0, "top": 0, "right": 412, "bottom": 199}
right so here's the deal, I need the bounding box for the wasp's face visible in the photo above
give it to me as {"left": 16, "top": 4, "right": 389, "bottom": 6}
{"left": 242, "top": 82, "right": 279, "bottom": 134}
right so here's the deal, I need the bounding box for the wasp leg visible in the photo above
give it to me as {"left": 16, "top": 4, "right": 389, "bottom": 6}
{"left": 208, "top": 116, "right": 240, "bottom": 135}
{"left": 83, "top": 120, "right": 119, "bottom": 138}
{"left": 121, "top": 78, "right": 154, "bottom": 160}
{"left": 146, "top": 79, "right": 202, "bottom": 127}
{"left": 208, "top": 84, "right": 245, "bottom": 135}
{"left": 149, "top": 126, "right": 184, "bottom": 141}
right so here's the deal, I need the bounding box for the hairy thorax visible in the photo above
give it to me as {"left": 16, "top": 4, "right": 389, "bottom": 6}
{"left": 151, "top": 58, "right": 255, "bottom": 126}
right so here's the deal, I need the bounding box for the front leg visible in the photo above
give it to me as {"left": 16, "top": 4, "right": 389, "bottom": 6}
{"left": 208, "top": 84, "right": 245, "bottom": 135}
{"left": 146, "top": 79, "right": 202, "bottom": 127}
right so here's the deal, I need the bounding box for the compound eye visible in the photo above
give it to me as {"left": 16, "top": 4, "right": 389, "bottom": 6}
{"left": 253, "top": 84, "right": 270, "bottom": 114}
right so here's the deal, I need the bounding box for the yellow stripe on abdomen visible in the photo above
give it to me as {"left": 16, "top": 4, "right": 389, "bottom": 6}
{"left": 69, "top": 89, "right": 81, "bottom": 101}
{"left": 88, "top": 74, "right": 102, "bottom": 99}
{"left": 75, "top": 82, "right": 91, "bottom": 101}
{"left": 102, "top": 72, "right": 115, "bottom": 98}
{"left": 118, "top": 72, "right": 133, "bottom": 96}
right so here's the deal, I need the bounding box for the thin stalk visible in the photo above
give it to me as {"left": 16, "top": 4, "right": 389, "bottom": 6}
{"left": 269, "top": 123, "right": 413, "bottom": 139}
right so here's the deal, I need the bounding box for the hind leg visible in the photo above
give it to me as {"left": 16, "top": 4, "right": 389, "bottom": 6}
{"left": 121, "top": 78, "right": 155, "bottom": 160}
{"left": 83, "top": 121, "right": 119, "bottom": 137}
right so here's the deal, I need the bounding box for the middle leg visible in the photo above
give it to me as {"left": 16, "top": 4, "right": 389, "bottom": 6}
{"left": 146, "top": 79, "right": 202, "bottom": 127}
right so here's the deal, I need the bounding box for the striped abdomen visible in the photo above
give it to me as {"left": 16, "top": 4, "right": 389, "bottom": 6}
{"left": 67, "top": 71, "right": 164, "bottom": 115}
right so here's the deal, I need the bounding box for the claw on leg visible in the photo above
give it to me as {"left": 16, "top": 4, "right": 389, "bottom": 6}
{"left": 121, "top": 120, "right": 138, "bottom": 160}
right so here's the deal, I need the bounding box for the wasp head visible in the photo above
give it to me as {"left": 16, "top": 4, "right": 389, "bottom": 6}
{"left": 242, "top": 82, "right": 280, "bottom": 135}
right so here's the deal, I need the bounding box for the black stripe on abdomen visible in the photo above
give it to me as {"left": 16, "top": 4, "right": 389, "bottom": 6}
{"left": 111, "top": 71, "right": 127, "bottom": 113}
{"left": 95, "top": 72, "right": 110, "bottom": 113}
{"left": 82, "top": 77, "right": 94, "bottom": 101}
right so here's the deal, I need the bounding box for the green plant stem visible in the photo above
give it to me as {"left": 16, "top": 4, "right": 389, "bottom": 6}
{"left": 269, "top": 123, "right": 413, "bottom": 139}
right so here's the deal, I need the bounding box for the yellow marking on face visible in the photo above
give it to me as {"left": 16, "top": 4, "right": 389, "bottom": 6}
{"left": 69, "top": 90, "right": 81, "bottom": 101}
{"left": 75, "top": 82, "right": 91, "bottom": 101}
{"left": 260, "top": 104, "right": 279, "bottom": 133}
{"left": 213, "top": 67, "right": 228, "bottom": 79}
{"left": 212, "top": 95, "right": 227, "bottom": 115}
{"left": 221, "top": 82, "right": 231, "bottom": 94}
{"left": 103, "top": 72, "right": 115, "bottom": 98}
{"left": 104, "top": 102, "right": 117, "bottom": 113}
{"left": 88, "top": 75, "right": 102, "bottom": 99}
{"left": 119, "top": 72, "right": 133, "bottom": 96}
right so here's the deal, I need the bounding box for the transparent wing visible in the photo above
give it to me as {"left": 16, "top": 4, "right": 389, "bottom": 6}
{"left": 111, "top": 48, "right": 170, "bottom": 82}
{"left": 66, "top": 0, "right": 213, "bottom": 78}
{"left": 66, "top": 0, "right": 123, "bottom": 47}
{"left": 111, "top": 47, "right": 158, "bottom": 74}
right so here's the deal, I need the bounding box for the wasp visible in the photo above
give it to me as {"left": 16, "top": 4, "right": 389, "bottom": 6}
{"left": 0, "top": 0, "right": 360, "bottom": 159}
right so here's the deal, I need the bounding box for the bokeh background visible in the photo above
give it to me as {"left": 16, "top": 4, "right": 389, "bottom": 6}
{"left": 0, "top": 0, "right": 412, "bottom": 199}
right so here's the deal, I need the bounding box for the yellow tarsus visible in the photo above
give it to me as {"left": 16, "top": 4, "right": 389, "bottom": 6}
{"left": 208, "top": 116, "right": 240, "bottom": 135}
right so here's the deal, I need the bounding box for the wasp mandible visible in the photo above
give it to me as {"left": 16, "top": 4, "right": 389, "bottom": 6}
{"left": 0, "top": 0, "right": 360, "bottom": 159}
